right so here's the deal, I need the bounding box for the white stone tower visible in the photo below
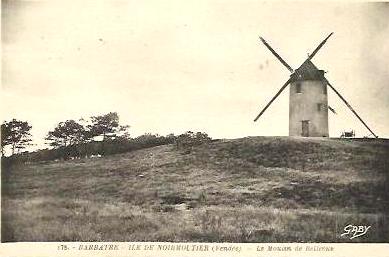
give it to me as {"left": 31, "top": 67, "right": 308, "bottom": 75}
{"left": 289, "top": 60, "right": 329, "bottom": 137}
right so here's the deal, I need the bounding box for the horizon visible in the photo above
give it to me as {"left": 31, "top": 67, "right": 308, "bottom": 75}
{"left": 2, "top": 1, "right": 389, "bottom": 152}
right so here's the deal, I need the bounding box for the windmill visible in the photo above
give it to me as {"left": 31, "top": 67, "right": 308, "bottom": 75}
{"left": 253, "top": 33, "right": 378, "bottom": 138}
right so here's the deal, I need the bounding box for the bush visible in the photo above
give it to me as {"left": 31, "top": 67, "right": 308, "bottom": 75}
{"left": 176, "top": 131, "right": 212, "bottom": 150}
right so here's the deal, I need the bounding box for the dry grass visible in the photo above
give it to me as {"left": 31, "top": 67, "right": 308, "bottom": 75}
{"left": 2, "top": 136, "right": 389, "bottom": 242}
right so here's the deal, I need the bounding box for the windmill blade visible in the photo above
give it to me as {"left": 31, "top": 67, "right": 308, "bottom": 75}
{"left": 325, "top": 78, "right": 378, "bottom": 138}
{"left": 328, "top": 105, "right": 337, "bottom": 114}
{"left": 307, "top": 32, "right": 334, "bottom": 61}
{"left": 254, "top": 78, "right": 291, "bottom": 122}
{"left": 259, "top": 37, "right": 294, "bottom": 73}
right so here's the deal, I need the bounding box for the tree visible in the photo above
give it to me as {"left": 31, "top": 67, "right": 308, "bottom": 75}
{"left": 45, "top": 119, "right": 95, "bottom": 159}
{"left": 1, "top": 123, "right": 11, "bottom": 156}
{"left": 1, "top": 119, "right": 32, "bottom": 156}
{"left": 89, "top": 112, "right": 119, "bottom": 140}
{"left": 88, "top": 112, "right": 129, "bottom": 154}
{"left": 45, "top": 120, "right": 87, "bottom": 148}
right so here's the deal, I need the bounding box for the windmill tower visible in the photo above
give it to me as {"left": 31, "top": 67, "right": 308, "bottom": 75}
{"left": 289, "top": 60, "right": 328, "bottom": 137}
{"left": 253, "top": 33, "right": 378, "bottom": 138}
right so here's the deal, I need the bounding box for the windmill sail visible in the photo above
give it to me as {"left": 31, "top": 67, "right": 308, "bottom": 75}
{"left": 307, "top": 32, "right": 334, "bottom": 61}
{"left": 328, "top": 105, "right": 337, "bottom": 114}
{"left": 254, "top": 78, "right": 291, "bottom": 122}
{"left": 325, "top": 78, "right": 378, "bottom": 138}
{"left": 259, "top": 37, "right": 293, "bottom": 72}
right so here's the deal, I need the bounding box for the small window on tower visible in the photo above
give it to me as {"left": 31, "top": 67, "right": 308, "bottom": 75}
{"left": 296, "top": 83, "right": 302, "bottom": 93}
{"left": 323, "top": 84, "right": 327, "bottom": 94}
{"left": 317, "top": 103, "right": 323, "bottom": 112}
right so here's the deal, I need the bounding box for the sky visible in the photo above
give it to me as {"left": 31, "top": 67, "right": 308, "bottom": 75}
{"left": 2, "top": 0, "right": 389, "bottom": 151}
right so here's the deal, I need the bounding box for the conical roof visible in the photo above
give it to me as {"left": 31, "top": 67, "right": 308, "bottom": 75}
{"left": 290, "top": 60, "right": 325, "bottom": 82}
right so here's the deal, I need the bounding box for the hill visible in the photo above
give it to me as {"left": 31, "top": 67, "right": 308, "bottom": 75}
{"left": 2, "top": 136, "right": 389, "bottom": 242}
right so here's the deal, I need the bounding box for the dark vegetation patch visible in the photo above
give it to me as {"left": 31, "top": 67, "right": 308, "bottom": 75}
{"left": 262, "top": 180, "right": 388, "bottom": 213}
{"left": 192, "top": 137, "right": 389, "bottom": 173}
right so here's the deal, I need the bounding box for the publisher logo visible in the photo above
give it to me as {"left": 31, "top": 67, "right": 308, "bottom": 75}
{"left": 340, "top": 224, "right": 371, "bottom": 239}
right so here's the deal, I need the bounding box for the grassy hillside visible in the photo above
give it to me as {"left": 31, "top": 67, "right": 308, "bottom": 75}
{"left": 2, "top": 136, "right": 389, "bottom": 242}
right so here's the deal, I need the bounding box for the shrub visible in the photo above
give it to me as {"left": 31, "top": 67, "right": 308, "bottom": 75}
{"left": 176, "top": 131, "right": 212, "bottom": 150}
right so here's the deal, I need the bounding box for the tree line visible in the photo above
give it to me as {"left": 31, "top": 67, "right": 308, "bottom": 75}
{"left": 1, "top": 112, "right": 212, "bottom": 163}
